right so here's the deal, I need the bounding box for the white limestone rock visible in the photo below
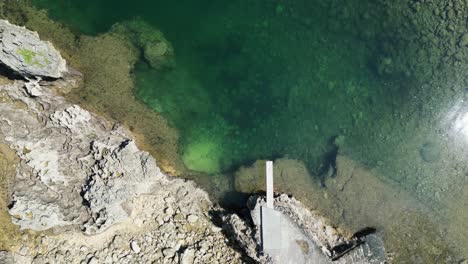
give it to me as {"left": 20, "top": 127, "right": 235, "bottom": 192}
{"left": 0, "top": 19, "right": 66, "bottom": 78}
{"left": 0, "top": 80, "right": 166, "bottom": 232}
{"left": 130, "top": 240, "right": 141, "bottom": 254}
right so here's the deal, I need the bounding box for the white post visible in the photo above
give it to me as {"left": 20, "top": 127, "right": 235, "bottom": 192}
{"left": 266, "top": 160, "right": 274, "bottom": 209}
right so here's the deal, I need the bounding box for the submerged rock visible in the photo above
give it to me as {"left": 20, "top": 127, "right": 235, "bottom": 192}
{"left": 0, "top": 20, "right": 66, "bottom": 78}
{"left": 420, "top": 142, "right": 440, "bottom": 163}
{"left": 112, "top": 18, "right": 174, "bottom": 70}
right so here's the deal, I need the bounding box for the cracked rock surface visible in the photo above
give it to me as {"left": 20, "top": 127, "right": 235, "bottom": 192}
{"left": 0, "top": 79, "right": 245, "bottom": 263}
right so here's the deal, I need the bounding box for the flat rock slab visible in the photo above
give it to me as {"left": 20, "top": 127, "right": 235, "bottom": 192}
{"left": 261, "top": 206, "right": 332, "bottom": 264}
{"left": 0, "top": 19, "right": 66, "bottom": 78}
{"left": 252, "top": 195, "right": 389, "bottom": 264}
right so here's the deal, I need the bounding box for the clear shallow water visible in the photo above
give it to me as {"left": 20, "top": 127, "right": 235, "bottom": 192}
{"left": 33, "top": 0, "right": 396, "bottom": 174}
{"left": 30, "top": 0, "right": 467, "bottom": 260}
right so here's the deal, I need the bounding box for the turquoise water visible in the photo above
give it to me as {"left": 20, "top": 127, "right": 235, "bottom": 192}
{"left": 33, "top": 0, "right": 401, "bottom": 174}
{"left": 29, "top": 0, "right": 467, "bottom": 260}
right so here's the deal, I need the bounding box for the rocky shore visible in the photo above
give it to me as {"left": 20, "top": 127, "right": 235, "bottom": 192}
{"left": 0, "top": 68, "right": 382, "bottom": 262}
{"left": 0, "top": 21, "right": 244, "bottom": 263}
{"left": 0, "top": 19, "right": 380, "bottom": 264}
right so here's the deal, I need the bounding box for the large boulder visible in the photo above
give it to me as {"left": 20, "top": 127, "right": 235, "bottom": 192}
{"left": 0, "top": 19, "right": 66, "bottom": 78}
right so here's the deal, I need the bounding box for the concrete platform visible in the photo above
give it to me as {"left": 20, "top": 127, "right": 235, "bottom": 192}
{"left": 259, "top": 204, "right": 388, "bottom": 264}
{"left": 261, "top": 206, "right": 333, "bottom": 264}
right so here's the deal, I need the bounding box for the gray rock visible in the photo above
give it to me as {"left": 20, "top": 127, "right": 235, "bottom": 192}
{"left": 0, "top": 80, "right": 168, "bottom": 232}
{"left": 0, "top": 251, "right": 14, "bottom": 264}
{"left": 162, "top": 248, "right": 176, "bottom": 258}
{"left": 420, "top": 142, "right": 440, "bottom": 163}
{"left": 180, "top": 248, "right": 195, "bottom": 264}
{"left": 0, "top": 20, "right": 66, "bottom": 78}
{"left": 222, "top": 214, "right": 260, "bottom": 261}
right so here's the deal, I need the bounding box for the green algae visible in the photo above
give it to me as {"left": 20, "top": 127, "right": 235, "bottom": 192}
{"left": 182, "top": 138, "right": 222, "bottom": 174}
{"left": 16, "top": 48, "right": 36, "bottom": 64}
{"left": 16, "top": 48, "right": 48, "bottom": 68}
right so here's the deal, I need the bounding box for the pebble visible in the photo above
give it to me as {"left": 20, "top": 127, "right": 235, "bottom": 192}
{"left": 130, "top": 240, "right": 141, "bottom": 254}
{"left": 164, "top": 197, "right": 175, "bottom": 204}
{"left": 419, "top": 142, "right": 440, "bottom": 163}
{"left": 174, "top": 213, "right": 185, "bottom": 222}
{"left": 88, "top": 257, "right": 98, "bottom": 264}
{"left": 162, "top": 248, "right": 176, "bottom": 258}
{"left": 165, "top": 207, "right": 174, "bottom": 215}
{"left": 180, "top": 249, "right": 195, "bottom": 264}
{"left": 211, "top": 226, "right": 222, "bottom": 233}
{"left": 145, "top": 235, "right": 153, "bottom": 243}
{"left": 187, "top": 215, "right": 198, "bottom": 223}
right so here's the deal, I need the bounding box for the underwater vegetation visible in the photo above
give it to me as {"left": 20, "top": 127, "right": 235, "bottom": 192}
{"left": 131, "top": 1, "right": 390, "bottom": 175}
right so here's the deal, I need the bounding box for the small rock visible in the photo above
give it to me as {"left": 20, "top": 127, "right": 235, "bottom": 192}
{"left": 162, "top": 248, "right": 176, "bottom": 258}
{"left": 420, "top": 142, "right": 440, "bottom": 163}
{"left": 211, "top": 226, "right": 222, "bottom": 233}
{"left": 130, "top": 240, "right": 141, "bottom": 254}
{"left": 88, "top": 257, "right": 98, "bottom": 264}
{"left": 459, "top": 33, "right": 468, "bottom": 47}
{"left": 104, "top": 255, "right": 113, "bottom": 264}
{"left": 164, "top": 197, "right": 175, "bottom": 204}
{"left": 187, "top": 215, "right": 199, "bottom": 223}
{"left": 181, "top": 249, "right": 195, "bottom": 264}
{"left": 145, "top": 235, "right": 153, "bottom": 243}
{"left": 174, "top": 213, "right": 185, "bottom": 222}
{"left": 165, "top": 207, "right": 174, "bottom": 215}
